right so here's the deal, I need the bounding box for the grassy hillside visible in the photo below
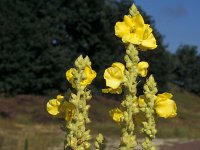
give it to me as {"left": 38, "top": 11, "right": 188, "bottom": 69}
{"left": 157, "top": 84, "right": 200, "bottom": 138}
{"left": 0, "top": 84, "right": 200, "bottom": 149}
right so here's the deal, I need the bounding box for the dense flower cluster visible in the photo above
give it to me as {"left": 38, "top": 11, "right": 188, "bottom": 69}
{"left": 106, "top": 5, "right": 177, "bottom": 123}
{"left": 46, "top": 56, "right": 98, "bottom": 149}
{"left": 103, "top": 4, "right": 177, "bottom": 150}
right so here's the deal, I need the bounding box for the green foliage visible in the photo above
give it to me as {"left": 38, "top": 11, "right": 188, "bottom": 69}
{"left": 0, "top": 0, "right": 170, "bottom": 94}
{"left": 174, "top": 45, "right": 200, "bottom": 94}
{"left": 0, "top": 0, "right": 68, "bottom": 94}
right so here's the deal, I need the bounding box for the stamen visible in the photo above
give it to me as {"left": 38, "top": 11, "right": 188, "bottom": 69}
{"left": 130, "top": 27, "right": 135, "bottom": 33}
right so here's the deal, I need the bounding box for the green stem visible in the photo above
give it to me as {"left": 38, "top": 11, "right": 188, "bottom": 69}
{"left": 141, "top": 75, "right": 158, "bottom": 150}
{"left": 64, "top": 56, "right": 92, "bottom": 150}
{"left": 118, "top": 44, "right": 139, "bottom": 150}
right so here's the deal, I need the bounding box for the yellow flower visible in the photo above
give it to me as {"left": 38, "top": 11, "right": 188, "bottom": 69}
{"left": 155, "top": 92, "right": 177, "bottom": 118}
{"left": 139, "top": 24, "right": 157, "bottom": 50}
{"left": 66, "top": 68, "right": 76, "bottom": 88}
{"left": 47, "top": 98, "right": 61, "bottom": 116}
{"left": 57, "top": 95, "right": 64, "bottom": 102}
{"left": 115, "top": 14, "right": 157, "bottom": 50}
{"left": 81, "top": 66, "right": 97, "bottom": 86}
{"left": 102, "top": 86, "right": 122, "bottom": 94}
{"left": 109, "top": 108, "right": 123, "bottom": 122}
{"left": 47, "top": 95, "right": 64, "bottom": 116}
{"left": 47, "top": 95, "right": 76, "bottom": 121}
{"left": 138, "top": 95, "right": 146, "bottom": 107}
{"left": 60, "top": 102, "right": 76, "bottom": 122}
{"left": 137, "top": 61, "right": 149, "bottom": 77}
{"left": 104, "top": 62, "right": 125, "bottom": 89}
{"left": 66, "top": 66, "right": 96, "bottom": 87}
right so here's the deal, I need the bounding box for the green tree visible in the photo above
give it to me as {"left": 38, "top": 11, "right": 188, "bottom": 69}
{"left": 0, "top": 0, "right": 171, "bottom": 94}
{"left": 175, "top": 45, "right": 200, "bottom": 94}
{"left": 0, "top": 0, "right": 132, "bottom": 94}
{"left": 0, "top": 0, "right": 68, "bottom": 94}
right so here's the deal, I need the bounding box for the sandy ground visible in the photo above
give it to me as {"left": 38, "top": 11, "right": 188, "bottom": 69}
{"left": 101, "top": 138, "right": 200, "bottom": 150}
{"left": 160, "top": 139, "right": 200, "bottom": 150}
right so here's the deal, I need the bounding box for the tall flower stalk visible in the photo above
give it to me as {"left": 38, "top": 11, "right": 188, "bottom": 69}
{"left": 118, "top": 44, "right": 140, "bottom": 149}
{"left": 47, "top": 55, "right": 97, "bottom": 150}
{"left": 64, "top": 56, "right": 96, "bottom": 149}
{"left": 103, "top": 3, "right": 177, "bottom": 150}
{"left": 140, "top": 76, "right": 158, "bottom": 150}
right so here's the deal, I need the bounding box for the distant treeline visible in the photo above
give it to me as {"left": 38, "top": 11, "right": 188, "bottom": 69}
{"left": 0, "top": 0, "right": 199, "bottom": 95}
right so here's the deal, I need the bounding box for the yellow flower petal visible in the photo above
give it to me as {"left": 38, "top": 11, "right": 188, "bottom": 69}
{"left": 138, "top": 95, "right": 146, "bottom": 107}
{"left": 140, "top": 34, "right": 157, "bottom": 50}
{"left": 66, "top": 68, "right": 76, "bottom": 88}
{"left": 81, "top": 66, "right": 96, "bottom": 86}
{"left": 132, "top": 14, "right": 145, "bottom": 29}
{"left": 61, "top": 102, "right": 76, "bottom": 122}
{"left": 66, "top": 67, "right": 96, "bottom": 87}
{"left": 109, "top": 108, "right": 123, "bottom": 122}
{"left": 115, "top": 22, "right": 130, "bottom": 38}
{"left": 47, "top": 95, "right": 76, "bottom": 121}
{"left": 139, "top": 24, "right": 157, "bottom": 50}
{"left": 104, "top": 62, "right": 125, "bottom": 89}
{"left": 155, "top": 93, "right": 177, "bottom": 118}
{"left": 122, "top": 34, "right": 141, "bottom": 44}
{"left": 137, "top": 61, "right": 149, "bottom": 77}
{"left": 124, "top": 15, "right": 134, "bottom": 27}
{"left": 56, "top": 95, "right": 64, "bottom": 102}
{"left": 102, "top": 86, "right": 122, "bottom": 94}
{"left": 132, "top": 14, "right": 146, "bottom": 41}
{"left": 47, "top": 99, "right": 61, "bottom": 116}
{"left": 111, "top": 62, "right": 125, "bottom": 73}
{"left": 162, "top": 92, "right": 173, "bottom": 99}
{"left": 156, "top": 92, "right": 173, "bottom": 103}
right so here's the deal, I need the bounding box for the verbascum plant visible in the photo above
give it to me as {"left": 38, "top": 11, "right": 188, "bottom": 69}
{"left": 103, "top": 3, "right": 177, "bottom": 150}
{"left": 47, "top": 55, "right": 105, "bottom": 150}
{"left": 46, "top": 3, "right": 177, "bottom": 150}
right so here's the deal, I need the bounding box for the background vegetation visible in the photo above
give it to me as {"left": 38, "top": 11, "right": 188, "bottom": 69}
{"left": 2, "top": 0, "right": 198, "bottom": 95}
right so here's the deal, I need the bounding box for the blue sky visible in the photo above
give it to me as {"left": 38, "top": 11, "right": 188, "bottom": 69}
{"left": 134, "top": 0, "right": 200, "bottom": 53}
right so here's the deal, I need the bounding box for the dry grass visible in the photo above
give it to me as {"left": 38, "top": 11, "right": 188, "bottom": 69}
{"left": 156, "top": 84, "right": 200, "bottom": 138}
{"left": 0, "top": 84, "right": 200, "bottom": 149}
{"left": 0, "top": 94, "right": 120, "bottom": 150}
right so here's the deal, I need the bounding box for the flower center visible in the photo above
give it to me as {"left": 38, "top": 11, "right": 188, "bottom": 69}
{"left": 130, "top": 27, "right": 136, "bottom": 33}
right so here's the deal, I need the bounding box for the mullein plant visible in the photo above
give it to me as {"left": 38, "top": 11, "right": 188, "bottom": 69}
{"left": 46, "top": 3, "right": 177, "bottom": 150}
{"left": 102, "top": 4, "right": 177, "bottom": 150}
{"left": 47, "top": 56, "right": 105, "bottom": 150}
